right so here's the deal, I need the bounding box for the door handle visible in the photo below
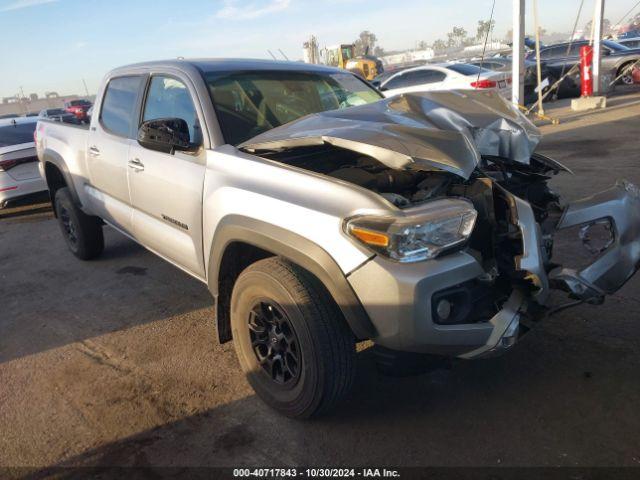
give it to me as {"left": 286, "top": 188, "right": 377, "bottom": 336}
{"left": 128, "top": 158, "right": 144, "bottom": 171}
{"left": 88, "top": 146, "right": 100, "bottom": 157}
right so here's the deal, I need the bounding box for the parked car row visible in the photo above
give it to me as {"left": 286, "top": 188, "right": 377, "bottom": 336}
{"left": 38, "top": 108, "right": 80, "bottom": 124}
{"left": 0, "top": 117, "right": 45, "bottom": 208}
{"left": 371, "top": 38, "right": 640, "bottom": 104}
{"left": 0, "top": 99, "right": 93, "bottom": 208}
{"left": 375, "top": 62, "right": 512, "bottom": 99}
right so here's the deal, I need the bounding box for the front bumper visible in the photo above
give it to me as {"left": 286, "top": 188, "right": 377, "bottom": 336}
{"left": 347, "top": 180, "right": 640, "bottom": 359}
{"left": 348, "top": 251, "right": 526, "bottom": 358}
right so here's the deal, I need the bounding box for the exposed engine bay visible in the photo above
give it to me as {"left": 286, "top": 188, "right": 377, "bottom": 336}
{"left": 242, "top": 90, "right": 640, "bottom": 342}
{"left": 256, "top": 141, "right": 640, "bottom": 334}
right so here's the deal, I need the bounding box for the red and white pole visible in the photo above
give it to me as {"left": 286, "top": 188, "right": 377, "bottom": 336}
{"left": 580, "top": 45, "right": 593, "bottom": 97}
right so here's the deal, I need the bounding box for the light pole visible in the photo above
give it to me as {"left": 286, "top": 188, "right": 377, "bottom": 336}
{"left": 512, "top": 0, "right": 525, "bottom": 106}
{"left": 592, "top": 0, "right": 605, "bottom": 95}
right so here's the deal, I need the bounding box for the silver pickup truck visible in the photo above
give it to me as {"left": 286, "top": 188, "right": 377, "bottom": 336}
{"left": 36, "top": 59, "right": 640, "bottom": 418}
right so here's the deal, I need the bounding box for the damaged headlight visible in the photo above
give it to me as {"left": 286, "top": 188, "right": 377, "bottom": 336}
{"left": 345, "top": 199, "right": 477, "bottom": 262}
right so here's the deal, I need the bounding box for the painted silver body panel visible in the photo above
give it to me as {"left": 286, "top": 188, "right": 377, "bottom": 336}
{"left": 347, "top": 251, "right": 492, "bottom": 355}
{"left": 506, "top": 189, "right": 550, "bottom": 304}
{"left": 202, "top": 145, "right": 386, "bottom": 275}
{"left": 550, "top": 180, "right": 640, "bottom": 298}
{"left": 241, "top": 90, "right": 541, "bottom": 179}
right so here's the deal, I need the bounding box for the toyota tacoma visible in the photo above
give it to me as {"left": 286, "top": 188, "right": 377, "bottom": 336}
{"left": 35, "top": 59, "right": 640, "bottom": 418}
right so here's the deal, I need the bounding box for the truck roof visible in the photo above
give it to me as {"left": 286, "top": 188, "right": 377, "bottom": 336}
{"left": 110, "top": 58, "right": 342, "bottom": 76}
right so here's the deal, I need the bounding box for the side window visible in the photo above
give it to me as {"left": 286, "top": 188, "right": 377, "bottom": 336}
{"left": 547, "top": 46, "right": 568, "bottom": 59}
{"left": 568, "top": 43, "right": 584, "bottom": 57}
{"left": 385, "top": 70, "right": 445, "bottom": 89}
{"left": 100, "top": 76, "right": 143, "bottom": 138}
{"left": 142, "top": 76, "right": 200, "bottom": 145}
{"left": 402, "top": 70, "right": 446, "bottom": 86}
{"left": 384, "top": 72, "right": 411, "bottom": 89}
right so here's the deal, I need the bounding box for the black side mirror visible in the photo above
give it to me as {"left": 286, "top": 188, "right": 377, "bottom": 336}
{"left": 138, "top": 118, "right": 197, "bottom": 154}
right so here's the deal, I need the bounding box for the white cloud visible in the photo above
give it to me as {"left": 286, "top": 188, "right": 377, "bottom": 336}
{"left": 0, "top": 0, "right": 57, "bottom": 12}
{"left": 74, "top": 41, "right": 87, "bottom": 49}
{"left": 215, "top": 0, "right": 290, "bottom": 20}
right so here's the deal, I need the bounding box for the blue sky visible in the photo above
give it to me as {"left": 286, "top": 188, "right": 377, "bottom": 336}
{"left": 0, "top": 0, "right": 633, "bottom": 98}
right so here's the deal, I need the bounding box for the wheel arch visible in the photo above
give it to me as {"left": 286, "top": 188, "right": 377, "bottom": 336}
{"left": 208, "top": 215, "right": 376, "bottom": 344}
{"left": 42, "top": 149, "right": 82, "bottom": 215}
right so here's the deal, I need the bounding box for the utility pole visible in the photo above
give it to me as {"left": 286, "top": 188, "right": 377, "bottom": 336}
{"left": 592, "top": 0, "right": 605, "bottom": 95}
{"left": 18, "top": 86, "right": 27, "bottom": 115}
{"left": 82, "top": 78, "right": 90, "bottom": 97}
{"left": 532, "top": 0, "right": 544, "bottom": 115}
{"left": 512, "top": 0, "right": 525, "bottom": 106}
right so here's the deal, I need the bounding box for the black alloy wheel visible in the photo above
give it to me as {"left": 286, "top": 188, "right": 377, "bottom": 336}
{"left": 58, "top": 203, "right": 79, "bottom": 250}
{"left": 248, "top": 300, "right": 300, "bottom": 386}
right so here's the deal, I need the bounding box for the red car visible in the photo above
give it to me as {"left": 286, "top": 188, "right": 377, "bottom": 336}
{"left": 64, "top": 99, "right": 92, "bottom": 122}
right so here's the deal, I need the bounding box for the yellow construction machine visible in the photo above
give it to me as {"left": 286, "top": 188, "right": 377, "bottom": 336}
{"left": 322, "top": 44, "right": 384, "bottom": 81}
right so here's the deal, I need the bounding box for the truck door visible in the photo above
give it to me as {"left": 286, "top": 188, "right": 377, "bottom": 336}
{"left": 128, "top": 74, "right": 206, "bottom": 278}
{"left": 86, "top": 75, "right": 145, "bottom": 233}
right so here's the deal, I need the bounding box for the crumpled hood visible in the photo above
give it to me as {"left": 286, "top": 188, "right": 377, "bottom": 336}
{"left": 239, "top": 90, "right": 541, "bottom": 179}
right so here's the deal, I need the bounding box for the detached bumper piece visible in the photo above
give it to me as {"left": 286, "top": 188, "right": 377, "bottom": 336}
{"left": 459, "top": 290, "right": 525, "bottom": 359}
{"left": 550, "top": 180, "right": 640, "bottom": 302}
{"left": 462, "top": 180, "right": 640, "bottom": 359}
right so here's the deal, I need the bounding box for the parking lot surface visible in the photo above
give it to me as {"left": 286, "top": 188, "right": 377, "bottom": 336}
{"left": 1, "top": 95, "right": 640, "bottom": 469}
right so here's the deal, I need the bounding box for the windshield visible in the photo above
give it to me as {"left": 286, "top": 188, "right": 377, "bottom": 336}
{"left": 204, "top": 70, "right": 382, "bottom": 145}
{"left": 0, "top": 122, "right": 36, "bottom": 147}
{"left": 603, "top": 40, "right": 630, "bottom": 51}
{"left": 47, "top": 109, "right": 65, "bottom": 115}
{"left": 445, "top": 63, "right": 487, "bottom": 76}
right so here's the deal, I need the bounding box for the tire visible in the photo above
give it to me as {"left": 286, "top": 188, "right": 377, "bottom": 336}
{"left": 617, "top": 63, "right": 635, "bottom": 86}
{"left": 54, "top": 187, "right": 104, "bottom": 260}
{"left": 230, "top": 257, "right": 356, "bottom": 418}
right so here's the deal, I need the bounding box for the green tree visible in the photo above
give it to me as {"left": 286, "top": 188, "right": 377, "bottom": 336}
{"left": 353, "top": 30, "right": 378, "bottom": 56}
{"left": 446, "top": 26, "right": 468, "bottom": 48}
{"left": 476, "top": 19, "right": 495, "bottom": 41}
{"left": 432, "top": 39, "right": 447, "bottom": 53}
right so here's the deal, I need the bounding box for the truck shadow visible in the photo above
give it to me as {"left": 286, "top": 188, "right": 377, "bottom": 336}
{"left": 27, "top": 317, "right": 640, "bottom": 472}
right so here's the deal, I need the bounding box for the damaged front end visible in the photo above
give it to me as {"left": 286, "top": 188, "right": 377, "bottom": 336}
{"left": 240, "top": 90, "right": 640, "bottom": 358}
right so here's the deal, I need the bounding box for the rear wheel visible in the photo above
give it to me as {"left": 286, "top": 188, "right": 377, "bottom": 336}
{"left": 54, "top": 187, "right": 104, "bottom": 260}
{"left": 230, "top": 257, "right": 356, "bottom": 418}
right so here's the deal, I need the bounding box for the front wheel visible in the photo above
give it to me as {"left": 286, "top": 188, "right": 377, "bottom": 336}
{"left": 230, "top": 257, "right": 356, "bottom": 418}
{"left": 54, "top": 187, "right": 104, "bottom": 260}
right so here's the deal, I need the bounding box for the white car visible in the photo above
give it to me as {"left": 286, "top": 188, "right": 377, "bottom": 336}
{"left": 0, "top": 117, "right": 46, "bottom": 208}
{"left": 378, "top": 63, "right": 512, "bottom": 99}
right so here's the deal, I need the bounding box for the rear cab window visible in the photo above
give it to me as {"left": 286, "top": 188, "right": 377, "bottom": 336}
{"left": 99, "top": 76, "right": 144, "bottom": 138}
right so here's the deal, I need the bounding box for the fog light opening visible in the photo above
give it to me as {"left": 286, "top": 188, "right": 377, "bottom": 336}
{"left": 579, "top": 219, "right": 614, "bottom": 255}
{"left": 436, "top": 299, "right": 452, "bottom": 321}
